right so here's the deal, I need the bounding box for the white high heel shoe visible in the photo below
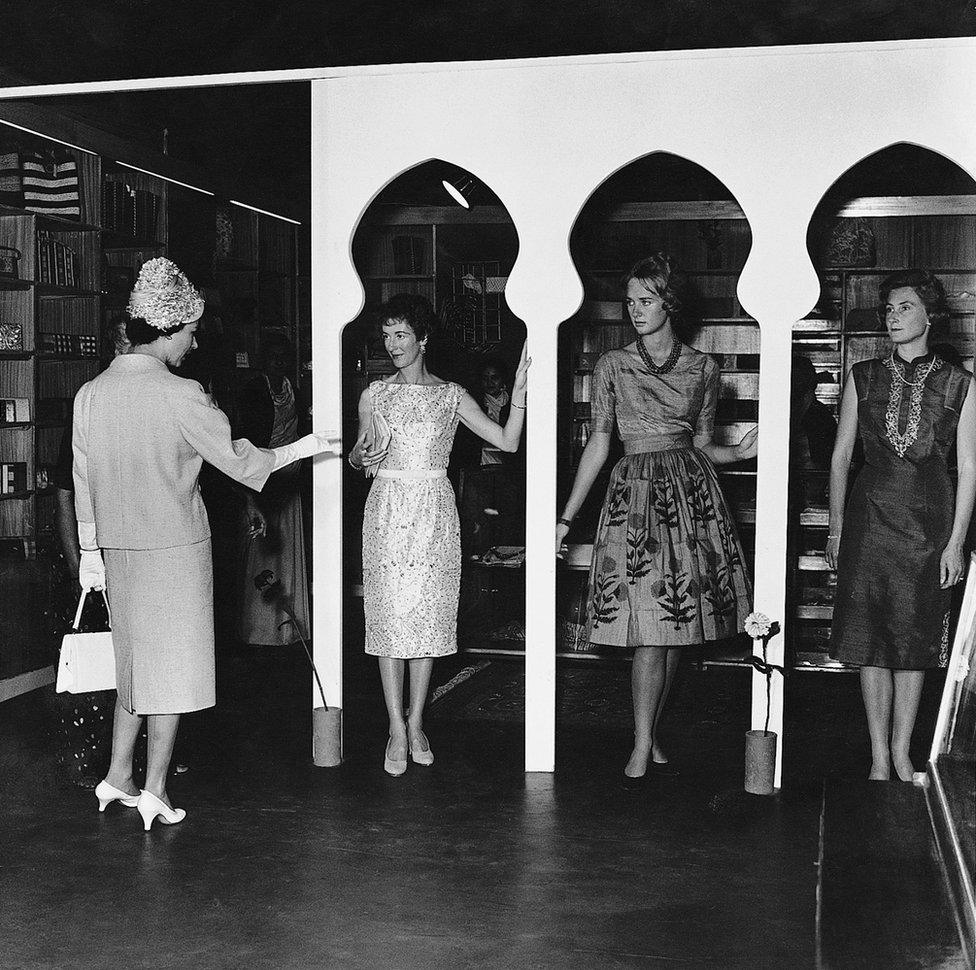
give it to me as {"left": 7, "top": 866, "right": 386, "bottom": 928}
{"left": 409, "top": 731, "right": 434, "bottom": 766}
{"left": 136, "top": 789, "right": 186, "bottom": 831}
{"left": 95, "top": 780, "right": 140, "bottom": 812}
{"left": 384, "top": 737, "right": 407, "bottom": 776}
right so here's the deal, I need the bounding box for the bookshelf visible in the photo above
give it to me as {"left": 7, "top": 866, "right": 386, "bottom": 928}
{"left": 0, "top": 136, "right": 103, "bottom": 556}
{"left": 211, "top": 204, "right": 299, "bottom": 421}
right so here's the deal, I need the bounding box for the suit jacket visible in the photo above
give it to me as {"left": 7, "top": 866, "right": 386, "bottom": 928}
{"left": 73, "top": 354, "right": 275, "bottom": 550}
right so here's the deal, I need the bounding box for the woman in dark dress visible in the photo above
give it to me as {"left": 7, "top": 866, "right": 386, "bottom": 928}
{"left": 827, "top": 270, "right": 976, "bottom": 781}
{"left": 235, "top": 333, "right": 311, "bottom": 645}
{"left": 556, "top": 254, "right": 757, "bottom": 779}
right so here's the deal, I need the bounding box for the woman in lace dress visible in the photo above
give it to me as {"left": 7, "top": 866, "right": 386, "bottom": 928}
{"left": 827, "top": 270, "right": 975, "bottom": 781}
{"left": 348, "top": 294, "right": 530, "bottom": 775}
{"left": 556, "top": 254, "right": 757, "bottom": 780}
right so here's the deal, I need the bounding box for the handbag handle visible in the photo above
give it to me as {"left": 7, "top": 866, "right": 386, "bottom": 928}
{"left": 72, "top": 589, "right": 112, "bottom": 631}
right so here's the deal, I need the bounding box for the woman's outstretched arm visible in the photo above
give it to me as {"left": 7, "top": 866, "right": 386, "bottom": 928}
{"left": 457, "top": 342, "right": 530, "bottom": 452}
{"left": 555, "top": 431, "right": 612, "bottom": 554}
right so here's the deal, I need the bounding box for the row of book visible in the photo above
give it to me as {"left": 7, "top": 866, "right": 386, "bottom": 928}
{"left": 102, "top": 180, "right": 160, "bottom": 240}
{"left": 1, "top": 462, "right": 27, "bottom": 494}
{"left": 38, "top": 332, "right": 98, "bottom": 357}
{"left": 36, "top": 231, "right": 81, "bottom": 288}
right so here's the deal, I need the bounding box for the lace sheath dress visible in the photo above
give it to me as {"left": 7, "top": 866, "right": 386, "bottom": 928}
{"left": 362, "top": 380, "right": 464, "bottom": 658}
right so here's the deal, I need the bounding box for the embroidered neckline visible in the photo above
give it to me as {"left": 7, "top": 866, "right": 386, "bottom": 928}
{"left": 882, "top": 353, "right": 942, "bottom": 458}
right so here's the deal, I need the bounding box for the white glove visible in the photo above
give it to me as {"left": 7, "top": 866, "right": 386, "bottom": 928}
{"left": 271, "top": 433, "right": 340, "bottom": 471}
{"left": 79, "top": 549, "right": 106, "bottom": 591}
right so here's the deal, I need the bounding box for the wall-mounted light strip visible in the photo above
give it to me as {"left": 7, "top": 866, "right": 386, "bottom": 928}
{"left": 0, "top": 118, "right": 98, "bottom": 155}
{"left": 116, "top": 162, "right": 214, "bottom": 196}
{"left": 229, "top": 199, "right": 301, "bottom": 225}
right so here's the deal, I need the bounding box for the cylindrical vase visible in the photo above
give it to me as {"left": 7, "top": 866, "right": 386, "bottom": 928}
{"left": 744, "top": 729, "right": 777, "bottom": 795}
{"left": 312, "top": 706, "right": 342, "bottom": 767}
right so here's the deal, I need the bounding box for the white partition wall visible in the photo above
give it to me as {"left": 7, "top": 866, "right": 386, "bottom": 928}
{"left": 311, "top": 39, "right": 976, "bottom": 783}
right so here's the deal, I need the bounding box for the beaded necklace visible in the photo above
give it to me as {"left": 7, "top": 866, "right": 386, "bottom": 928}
{"left": 882, "top": 352, "right": 942, "bottom": 458}
{"left": 636, "top": 337, "right": 682, "bottom": 375}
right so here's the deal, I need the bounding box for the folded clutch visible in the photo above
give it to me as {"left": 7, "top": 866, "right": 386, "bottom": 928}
{"left": 363, "top": 409, "right": 391, "bottom": 478}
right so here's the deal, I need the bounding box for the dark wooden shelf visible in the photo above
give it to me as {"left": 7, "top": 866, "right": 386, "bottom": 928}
{"left": 0, "top": 490, "right": 32, "bottom": 500}
{"left": 0, "top": 203, "right": 99, "bottom": 232}
{"left": 36, "top": 353, "right": 99, "bottom": 362}
{"left": 0, "top": 277, "right": 31, "bottom": 291}
{"left": 366, "top": 274, "right": 436, "bottom": 282}
{"left": 0, "top": 351, "right": 33, "bottom": 360}
{"left": 796, "top": 604, "right": 833, "bottom": 620}
{"left": 36, "top": 285, "right": 99, "bottom": 298}
{"left": 0, "top": 421, "right": 32, "bottom": 429}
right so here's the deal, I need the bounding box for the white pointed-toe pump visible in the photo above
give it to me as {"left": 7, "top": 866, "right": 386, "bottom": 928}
{"left": 136, "top": 789, "right": 187, "bottom": 831}
{"left": 95, "top": 779, "right": 140, "bottom": 812}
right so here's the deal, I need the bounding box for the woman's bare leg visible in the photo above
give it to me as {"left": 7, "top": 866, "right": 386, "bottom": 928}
{"left": 144, "top": 713, "right": 180, "bottom": 806}
{"left": 860, "top": 666, "right": 893, "bottom": 780}
{"left": 378, "top": 657, "right": 407, "bottom": 760}
{"left": 890, "top": 669, "right": 925, "bottom": 782}
{"left": 407, "top": 657, "right": 435, "bottom": 751}
{"left": 103, "top": 696, "right": 142, "bottom": 795}
{"left": 626, "top": 646, "right": 678, "bottom": 777}
{"left": 651, "top": 648, "right": 681, "bottom": 763}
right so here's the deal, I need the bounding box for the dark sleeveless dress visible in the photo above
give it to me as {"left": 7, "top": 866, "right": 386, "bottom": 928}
{"left": 829, "top": 353, "right": 973, "bottom": 669}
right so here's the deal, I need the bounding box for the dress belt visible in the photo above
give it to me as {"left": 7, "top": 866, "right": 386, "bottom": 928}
{"left": 376, "top": 468, "right": 447, "bottom": 480}
{"left": 623, "top": 433, "right": 693, "bottom": 455}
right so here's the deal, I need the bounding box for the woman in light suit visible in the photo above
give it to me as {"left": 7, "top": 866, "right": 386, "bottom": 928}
{"left": 73, "top": 259, "right": 332, "bottom": 830}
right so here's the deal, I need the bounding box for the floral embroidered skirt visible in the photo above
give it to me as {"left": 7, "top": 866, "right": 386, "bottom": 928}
{"left": 585, "top": 447, "right": 752, "bottom": 649}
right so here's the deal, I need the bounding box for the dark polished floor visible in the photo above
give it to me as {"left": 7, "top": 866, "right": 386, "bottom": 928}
{"left": 1, "top": 640, "right": 966, "bottom": 970}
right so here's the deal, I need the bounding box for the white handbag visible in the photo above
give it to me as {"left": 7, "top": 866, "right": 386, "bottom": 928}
{"left": 55, "top": 590, "right": 116, "bottom": 694}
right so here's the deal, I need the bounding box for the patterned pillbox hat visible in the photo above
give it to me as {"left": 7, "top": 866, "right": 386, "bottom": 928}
{"left": 127, "top": 257, "right": 204, "bottom": 330}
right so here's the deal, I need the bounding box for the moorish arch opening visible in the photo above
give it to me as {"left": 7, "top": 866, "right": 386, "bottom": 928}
{"left": 788, "top": 144, "right": 976, "bottom": 795}
{"left": 341, "top": 159, "right": 527, "bottom": 759}
{"left": 554, "top": 151, "right": 758, "bottom": 775}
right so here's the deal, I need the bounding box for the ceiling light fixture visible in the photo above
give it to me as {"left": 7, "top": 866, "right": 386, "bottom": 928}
{"left": 229, "top": 199, "right": 301, "bottom": 225}
{"left": 116, "top": 162, "right": 214, "bottom": 196}
{"left": 441, "top": 175, "right": 477, "bottom": 209}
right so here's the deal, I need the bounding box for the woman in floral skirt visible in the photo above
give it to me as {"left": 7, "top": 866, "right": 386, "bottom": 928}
{"left": 556, "top": 254, "right": 757, "bottom": 779}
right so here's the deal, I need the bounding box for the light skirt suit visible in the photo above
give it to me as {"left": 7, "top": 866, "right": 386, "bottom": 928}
{"left": 73, "top": 355, "right": 275, "bottom": 714}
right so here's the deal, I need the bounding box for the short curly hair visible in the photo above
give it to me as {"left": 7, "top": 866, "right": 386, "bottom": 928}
{"left": 125, "top": 315, "right": 189, "bottom": 346}
{"left": 378, "top": 292, "right": 435, "bottom": 342}
{"left": 879, "top": 269, "right": 949, "bottom": 329}
{"left": 624, "top": 253, "right": 682, "bottom": 316}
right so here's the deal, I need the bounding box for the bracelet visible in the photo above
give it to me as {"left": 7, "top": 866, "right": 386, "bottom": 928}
{"left": 557, "top": 517, "right": 572, "bottom": 527}
{"left": 347, "top": 452, "right": 364, "bottom": 472}
{"left": 511, "top": 400, "right": 526, "bottom": 409}
{"left": 827, "top": 534, "right": 840, "bottom": 540}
